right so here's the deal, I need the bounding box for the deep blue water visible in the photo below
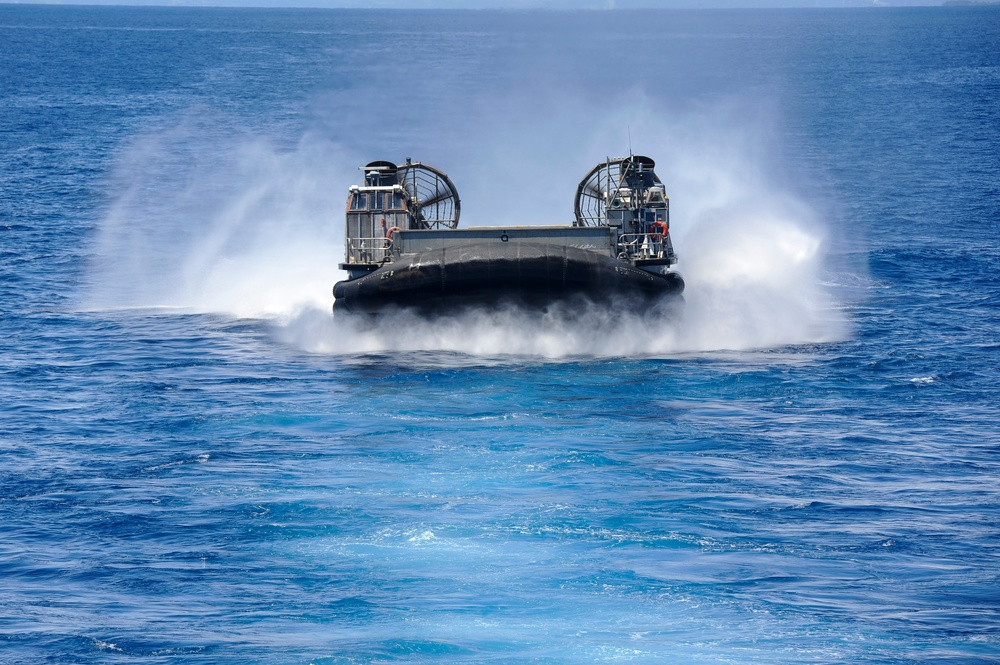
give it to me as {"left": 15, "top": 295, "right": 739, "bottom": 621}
{"left": 2, "top": 5, "right": 1000, "bottom": 664}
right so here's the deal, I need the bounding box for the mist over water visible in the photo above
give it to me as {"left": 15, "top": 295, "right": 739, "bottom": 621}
{"left": 85, "top": 116, "right": 353, "bottom": 318}
{"left": 82, "top": 10, "right": 854, "bottom": 356}
{"left": 87, "top": 101, "right": 848, "bottom": 356}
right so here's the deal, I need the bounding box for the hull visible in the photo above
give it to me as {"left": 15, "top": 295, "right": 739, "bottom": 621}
{"left": 333, "top": 241, "right": 684, "bottom": 314}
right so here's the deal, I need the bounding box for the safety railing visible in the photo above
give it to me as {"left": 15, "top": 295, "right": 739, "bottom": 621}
{"left": 345, "top": 236, "right": 393, "bottom": 265}
{"left": 616, "top": 233, "right": 675, "bottom": 261}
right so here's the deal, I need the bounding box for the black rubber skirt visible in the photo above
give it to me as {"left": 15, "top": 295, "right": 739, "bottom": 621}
{"left": 333, "top": 242, "right": 684, "bottom": 314}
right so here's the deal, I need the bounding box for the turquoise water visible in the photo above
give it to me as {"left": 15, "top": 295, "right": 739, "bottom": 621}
{"left": 2, "top": 6, "right": 999, "bottom": 663}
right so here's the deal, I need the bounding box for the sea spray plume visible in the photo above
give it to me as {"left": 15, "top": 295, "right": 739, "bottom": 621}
{"left": 85, "top": 114, "right": 352, "bottom": 317}
{"left": 85, "top": 100, "right": 847, "bottom": 354}
{"left": 280, "top": 297, "right": 686, "bottom": 358}
{"left": 285, "top": 104, "right": 847, "bottom": 357}
{"left": 617, "top": 104, "right": 850, "bottom": 350}
{"left": 678, "top": 195, "right": 837, "bottom": 350}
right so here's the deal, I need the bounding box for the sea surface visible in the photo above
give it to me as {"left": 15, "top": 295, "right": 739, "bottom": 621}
{"left": 2, "top": 5, "right": 1000, "bottom": 663}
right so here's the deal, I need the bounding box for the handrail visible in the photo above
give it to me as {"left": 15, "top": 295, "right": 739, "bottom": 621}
{"left": 345, "top": 236, "right": 393, "bottom": 264}
{"left": 616, "top": 232, "right": 675, "bottom": 261}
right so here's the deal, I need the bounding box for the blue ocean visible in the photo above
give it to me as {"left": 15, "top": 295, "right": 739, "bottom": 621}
{"left": 2, "top": 4, "right": 1000, "bottom": 663}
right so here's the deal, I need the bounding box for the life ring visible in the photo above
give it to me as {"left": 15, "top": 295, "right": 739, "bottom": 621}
{"left": 649, "top": 221, "right": 668, "bottom": 237}
{"left": 385, "top": 226, "right": 403, "bottom": 241}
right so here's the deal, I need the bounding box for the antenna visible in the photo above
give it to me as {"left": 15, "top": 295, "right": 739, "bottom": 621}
{"left": 628, "top": 126, "right": 633, "bottom": 156}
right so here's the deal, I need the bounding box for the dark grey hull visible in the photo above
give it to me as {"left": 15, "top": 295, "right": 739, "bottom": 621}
{"left": 332, "top": 241, "right": 684, "bottom": 314}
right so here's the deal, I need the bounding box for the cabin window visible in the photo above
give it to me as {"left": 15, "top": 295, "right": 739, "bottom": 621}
{"left": 392, "top": 193, "right": 405, "bottom": 210}
{"left": 350, "top": 193, "right": 367, "bottom": 210}
{"left": 371, "top": 193, "right": 383, "bottom": 211}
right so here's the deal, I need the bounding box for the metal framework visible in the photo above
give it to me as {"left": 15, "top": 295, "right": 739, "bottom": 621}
{"left": 396, "top": 160, "right": 461, "bottom": 230}
{"left": 575, "top": 157, "right": 627, "bottom": 227}
{"left": 574, "top": 155, "right": 663, "bottom": 228}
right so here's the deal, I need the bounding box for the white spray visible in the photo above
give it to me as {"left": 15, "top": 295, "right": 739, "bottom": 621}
{"left": 85, "top": 115, "right": 353, "bottom": 318}
{"left": 85, "top": 102, "right": 849, "bottom": 357}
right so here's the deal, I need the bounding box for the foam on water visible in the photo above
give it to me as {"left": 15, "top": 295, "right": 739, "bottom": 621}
{"left": 86, "top": 102, "right": 848, "bottom": 356}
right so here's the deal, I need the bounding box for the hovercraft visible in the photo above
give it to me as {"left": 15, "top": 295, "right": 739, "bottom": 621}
{"left": 332, "top": 155, "right": 684, "bottom": 314}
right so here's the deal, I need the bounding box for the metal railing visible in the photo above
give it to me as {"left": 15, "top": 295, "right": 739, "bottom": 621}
{"left": 616, "top": 233, "right": 675, "bottom": 261}
{"left": 345, "top": 236, "right": 393, "bottom": 265}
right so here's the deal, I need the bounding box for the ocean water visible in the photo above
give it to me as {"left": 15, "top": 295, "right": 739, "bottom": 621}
{"left": 2, "top": 4, "right": 1000, "bottom": 663}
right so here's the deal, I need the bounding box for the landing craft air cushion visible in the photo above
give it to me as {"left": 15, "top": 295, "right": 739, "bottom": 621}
{"left": 332, "top": 155, "right": 684, "bottom": 314}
